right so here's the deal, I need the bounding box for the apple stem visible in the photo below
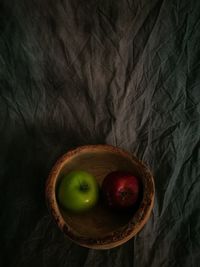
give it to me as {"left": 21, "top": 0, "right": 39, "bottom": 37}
{"left": 80, "top": 183, "right": 89, "bottom": 191}
{"left": 121, "top": 191, "right": 131, "bottom": 200}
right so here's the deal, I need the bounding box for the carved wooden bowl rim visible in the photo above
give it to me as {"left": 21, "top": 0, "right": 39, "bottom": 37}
{"left": 45, "top": 144, "right": 155, "bottom": 249}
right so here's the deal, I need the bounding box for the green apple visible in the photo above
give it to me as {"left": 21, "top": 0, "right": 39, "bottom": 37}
{"left": 57, "top": 170, "right": 99, "bottom": 212}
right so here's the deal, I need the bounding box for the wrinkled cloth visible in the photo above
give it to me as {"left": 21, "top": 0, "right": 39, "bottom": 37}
{"left": 0, "top": 0, "right": 200, "bottom": 266}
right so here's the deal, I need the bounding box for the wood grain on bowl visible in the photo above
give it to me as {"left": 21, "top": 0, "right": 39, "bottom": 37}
{"left": 45, "top": 145, "right": 155, "bottom": 249}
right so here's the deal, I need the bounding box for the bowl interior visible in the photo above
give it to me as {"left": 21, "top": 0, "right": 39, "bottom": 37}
{"left": 54, "top": 148, "right": 145, "bottom": 240}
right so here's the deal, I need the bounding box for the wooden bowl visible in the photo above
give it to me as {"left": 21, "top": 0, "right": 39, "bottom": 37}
{"left": 45, "top": 145, "right": 155, "bottom": 249}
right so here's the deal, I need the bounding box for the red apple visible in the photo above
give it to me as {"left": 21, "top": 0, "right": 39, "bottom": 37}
{"left": 101, "top": 171, "right": 141, "bottom": 210}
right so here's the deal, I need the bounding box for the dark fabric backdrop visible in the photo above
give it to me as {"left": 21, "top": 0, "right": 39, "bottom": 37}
{"left": 0, "top": 0, "right": 200, "bottom": 266}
